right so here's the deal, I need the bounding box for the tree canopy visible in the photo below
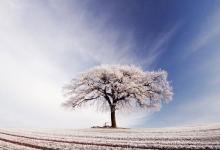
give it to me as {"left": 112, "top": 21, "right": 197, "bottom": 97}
{"left": 63, "top": 65, "right": 173, "bottom": 128}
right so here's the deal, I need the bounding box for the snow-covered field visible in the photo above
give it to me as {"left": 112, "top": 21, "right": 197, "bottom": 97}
{"left": 0, "top": 123, "right": 220, "bottom": 150}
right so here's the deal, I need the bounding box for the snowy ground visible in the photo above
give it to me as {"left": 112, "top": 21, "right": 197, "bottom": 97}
{"left": 0, "top": 123, "right": 220, "bottom": 150}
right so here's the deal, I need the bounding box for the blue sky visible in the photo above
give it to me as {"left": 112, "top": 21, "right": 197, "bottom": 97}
{"left": 0, "top": 0, "right": 220, "bottom": 128}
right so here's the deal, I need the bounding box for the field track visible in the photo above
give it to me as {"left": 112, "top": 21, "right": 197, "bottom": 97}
{"left": 0, "top": 123, "right": 220, "bottom": 150}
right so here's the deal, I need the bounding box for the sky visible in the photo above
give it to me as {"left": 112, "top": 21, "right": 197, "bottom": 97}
{"left": 0, "top": 0, "right": 220, "bottom": 128}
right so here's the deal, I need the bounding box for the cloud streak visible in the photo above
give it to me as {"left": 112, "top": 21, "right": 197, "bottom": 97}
{"left": 140, "top": 24, "right": 180, "bottom": 67}
{"left": 188, "top": 8, "right": 220, "bottom": 53}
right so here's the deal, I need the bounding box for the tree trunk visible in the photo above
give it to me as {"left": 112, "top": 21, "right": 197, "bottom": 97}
{"left": 111, "top": 106, "right": 117, "bottom": 128}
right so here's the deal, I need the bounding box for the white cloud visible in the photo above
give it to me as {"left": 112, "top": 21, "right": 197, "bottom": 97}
{"left": 188, "top": 8, "right": 220, "bottom": 53}
{"left": 140, "top": 24, "right": 180, "bottom": 67}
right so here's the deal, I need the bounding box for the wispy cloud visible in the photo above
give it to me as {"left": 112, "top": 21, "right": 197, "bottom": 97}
{"left": 161, "top": 7, "right": 220, "bottom": 126}
{"left": 140, "top": 24, "right": 180, "bottom": 67}
{"left": 188, "top": 8, "right": 220, "bottom": 53}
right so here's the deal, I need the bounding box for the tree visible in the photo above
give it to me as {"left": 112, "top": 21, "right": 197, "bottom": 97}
{"left": 62, "top": 65, "right": 173, "bottom": 128}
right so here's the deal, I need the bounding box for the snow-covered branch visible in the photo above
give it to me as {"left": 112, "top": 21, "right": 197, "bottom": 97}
{"left": 63, "top": 64, "right": 173, "bottom": 111}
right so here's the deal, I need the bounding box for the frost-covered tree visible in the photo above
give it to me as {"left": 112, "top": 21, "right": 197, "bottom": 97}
{"left": 63, "top": 65, "right": 173, "bottom": 128}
